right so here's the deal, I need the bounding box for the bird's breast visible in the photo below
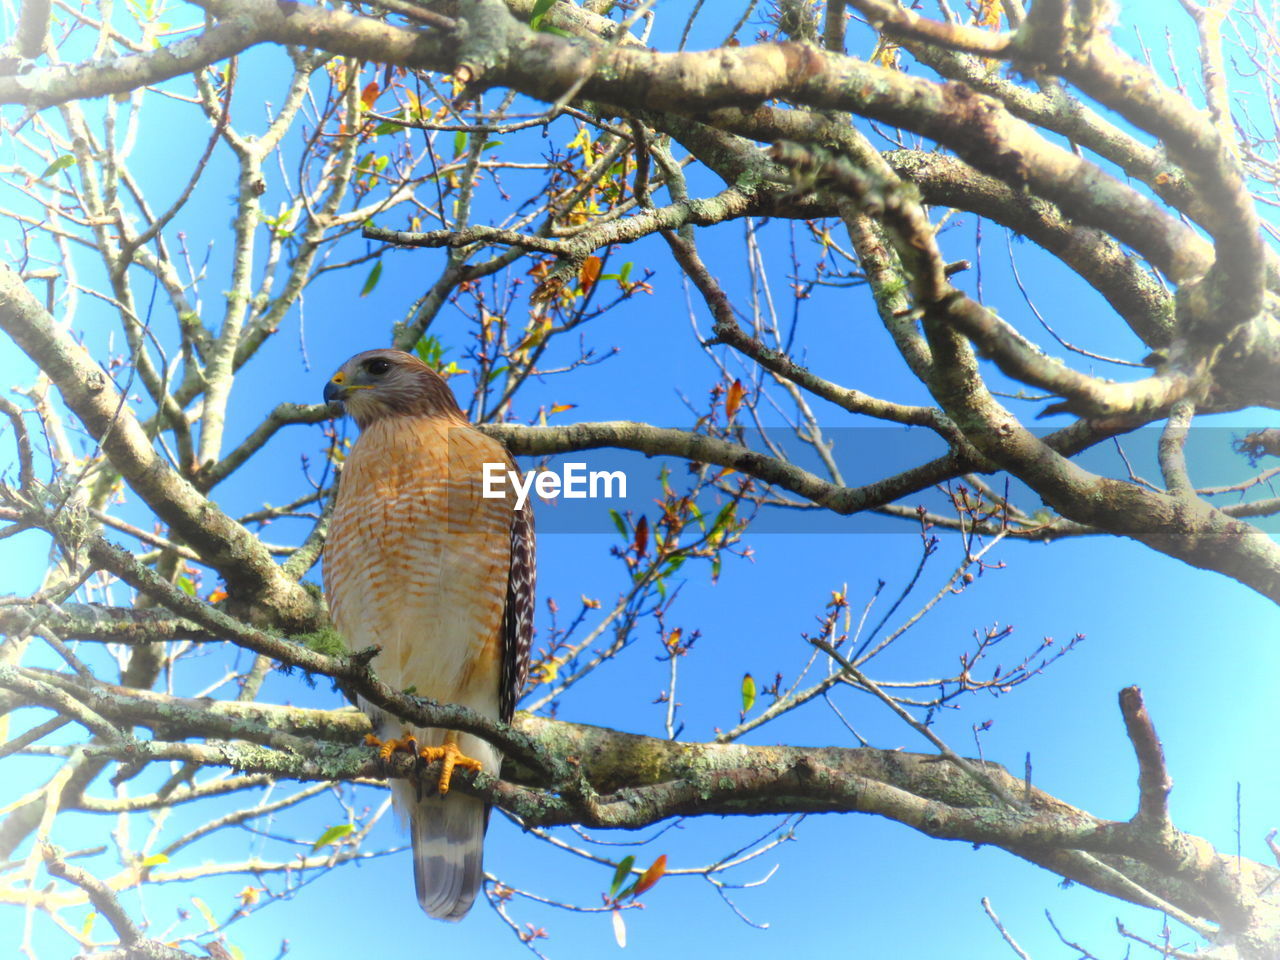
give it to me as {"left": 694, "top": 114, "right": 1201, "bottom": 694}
{"left": 324, "top": 417, "right": 514, "bottom": 705}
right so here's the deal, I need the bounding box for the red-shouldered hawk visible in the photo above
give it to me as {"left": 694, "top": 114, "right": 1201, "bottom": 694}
{"left": 322, "top": 348, "right": 535, "bottom": 920}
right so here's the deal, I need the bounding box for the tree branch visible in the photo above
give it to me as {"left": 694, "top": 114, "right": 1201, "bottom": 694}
{"left": 0, "top": 266, "right": 322, "bottom": 630}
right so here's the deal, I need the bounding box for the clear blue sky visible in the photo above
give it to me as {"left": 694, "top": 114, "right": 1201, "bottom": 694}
{"left": 1, "top": 2, "right": 1277, "bottom": 958}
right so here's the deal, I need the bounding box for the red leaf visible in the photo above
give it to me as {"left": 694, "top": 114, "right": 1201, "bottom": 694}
{"left": 632, "top": 854, "right": 667, "bottom": 896}
{"left": 360, "top": 82, "right": 379, "bottom": 110}
{"left": 633, "top": 516, "right": 649, "bottom": 558}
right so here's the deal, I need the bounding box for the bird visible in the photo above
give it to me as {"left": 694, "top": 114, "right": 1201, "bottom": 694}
{"left": 322, "top": 348, "right": 535, "bottom": 920}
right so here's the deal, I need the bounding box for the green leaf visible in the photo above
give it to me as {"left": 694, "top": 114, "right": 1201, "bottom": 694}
{"left": 619, "top": 261, "right": 633, "bottom": 283}
{"left": 710, "top": 502, "right": 737, "bottom": 540}
{"left": 373, "top": 120, "right": 403, "bottom": 136}
{"left": 176, "top": 576, "right": 196, "bottom": 597}
{"left": 484, "top": 140, "right": 504, "bottom": 152}
{"left": 741, "top": 673, "right": 756, "bottom": 715}
{"left": 453, "top": 130, "right": 467, "bottom": 156}
{"left": 608, "top": 509, "right": 628, "bottom": 539}
{"left": 529, "top": 0, "right": 556, "bottom": 29}
{"left": 609, "top": 855, "right": 634, "bottom": 898}
{"left": 311, "top": 823, "right": 355, "bottom": 852}
{"left": 687, "top": 501, "right": 705, "bottom": 532}
{"left": 41, "top": 155, "right": 76, "bottom": 179}
{"left": 80, "top": 912, "right": 96, "bottom": 939}
{"left": 191, "top": 896, "right": 216, "bottom": 932}
{"left": 359, "top": 261, "right": 383, "bottom": 298}
{"left": 141, "top": 853, "right": 169, "bottom": 867}
{"left": 415, "top": 334, "right": 442, "bottom": 366}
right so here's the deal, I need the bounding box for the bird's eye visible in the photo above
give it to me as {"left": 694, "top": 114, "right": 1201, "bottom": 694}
{"left": 365, "top": 358, "right": 391, "bottom": 376}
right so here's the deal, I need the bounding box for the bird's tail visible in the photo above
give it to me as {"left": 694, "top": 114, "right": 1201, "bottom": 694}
{"left": 392, "top": 729, "right": 500, "bottom": 921}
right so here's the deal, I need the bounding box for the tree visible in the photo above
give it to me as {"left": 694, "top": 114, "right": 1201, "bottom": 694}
{"left": 1, "top": 0, "right": 1278, "bottom": 956}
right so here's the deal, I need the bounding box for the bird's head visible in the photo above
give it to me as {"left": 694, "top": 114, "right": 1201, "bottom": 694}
{"left": 324, "top": 349, "right": 462, "bottom": 429}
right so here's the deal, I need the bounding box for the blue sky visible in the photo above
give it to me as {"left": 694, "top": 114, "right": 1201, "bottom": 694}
{"left": 1, "top": 1, "right": 1278, "bottom": 958}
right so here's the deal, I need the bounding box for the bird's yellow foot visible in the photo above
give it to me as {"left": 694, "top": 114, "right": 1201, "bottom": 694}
{"left": 365, "top": 731, "right": 417, "bottom": 762}
{"left": 417, "top": 737, "right": 483, "bottom": 796}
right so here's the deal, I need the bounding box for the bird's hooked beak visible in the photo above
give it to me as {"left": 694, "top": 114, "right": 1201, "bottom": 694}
{"left": 326, "top": 369, "right": 377, "bottom": 407}
{"left": 323, "top": 372, "right": 346, "bottom": 405}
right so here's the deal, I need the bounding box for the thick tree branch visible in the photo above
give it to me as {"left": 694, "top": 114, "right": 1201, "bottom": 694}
{"left": 3, "top": 0, "right": 1210, "bottom": 285}
{"left": 0, "top": 266, "right": 322, "bottom": 630}
{"left": 41, "top": 846, "right": 198, "bottom": 959}
{"left": 19, "top": 691, "right": 1273, "bottom": 938}
{"left": 1119, "top": 686, "right": 1173, "bottom": 835}
{"left": 16, "top": 0, "right": 53, "bottom": 59}
{"left": 1056, "top": 22, "right": 1267, "bottom": 342}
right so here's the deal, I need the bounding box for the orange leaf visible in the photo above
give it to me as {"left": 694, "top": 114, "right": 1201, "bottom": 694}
{"left": 632, "top": 854, "right": 667, "bottom": 896}
{"left": 725, "top": 379, "right": 745, "bottom": 421}
{"left": 549, "top": 403, "right": 577, "bottom": 415}
{"left": 578, "top": 255, "right": 602, "bottom": 293}
{"left": 207, "top": 588, "right": 228, "bottom": 604}
{"left": 530, "top": 275, "right": 564, "bottom": 305}
{"left": 633, "top": 516, "right": 649, "bottom": 558}
{"left": 360, "top": 82, "right": 379, "bottom": 110}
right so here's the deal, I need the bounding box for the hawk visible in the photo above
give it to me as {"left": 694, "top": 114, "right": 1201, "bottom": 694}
{"left": 322, "top": 348, "right": 535, "bottom": 920}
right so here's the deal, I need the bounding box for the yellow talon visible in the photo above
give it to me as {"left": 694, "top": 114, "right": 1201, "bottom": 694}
{"left": 417, "top": 733, "right": 483, "bottom": 796}
{"left": 365, "top": 731, "right": 417, "bottom": 762}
